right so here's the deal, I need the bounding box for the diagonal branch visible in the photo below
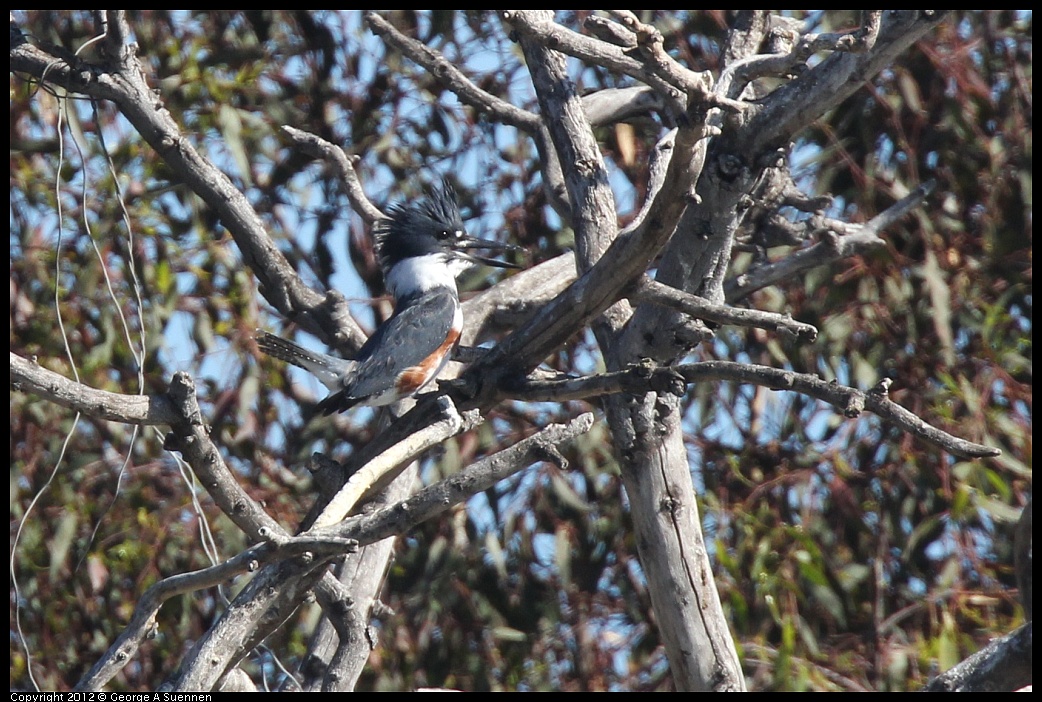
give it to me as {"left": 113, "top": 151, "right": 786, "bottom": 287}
{"left": 169, "top": 411, "right": 595, "bottom": 691}
{"left": 280, "top": 125, "right": 385, "bottom": 226}
{"left": 308, "top": 398, "right": 480, "bottom": 529}
{"left": 726, "top": 180, "right": 937, "bottom": 302}
{"left": 10, "top": 15, "right": 366, "bottom": 353}
{"left": 747, "top": 11, "right": 948, "bottom": 153}
{"left": 365, "top": 11, "right": 541, "bottom": 133}
{"left": 320, "top": 412, "right": 596, "bottom": 544}
{"left": 459, "top": 252, "right": 577, "bottom": 345}
{"left": 162, "top": 372, "right": 289, "bottom": 540}
{"left": 76, "top": 534, "right": 356, "bottom": 691}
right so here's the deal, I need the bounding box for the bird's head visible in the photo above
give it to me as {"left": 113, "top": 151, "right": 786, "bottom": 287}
{"left": 375, "top": 183, "right": 522, "bottom": 279}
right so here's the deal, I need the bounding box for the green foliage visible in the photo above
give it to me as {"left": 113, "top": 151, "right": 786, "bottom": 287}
{"left": 10, "top": 10, "right": 1029, "bottom": 692}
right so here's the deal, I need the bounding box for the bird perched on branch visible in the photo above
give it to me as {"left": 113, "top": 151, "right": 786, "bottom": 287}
{"left": 257, "top": 183, "right": 521, "bottom": 414}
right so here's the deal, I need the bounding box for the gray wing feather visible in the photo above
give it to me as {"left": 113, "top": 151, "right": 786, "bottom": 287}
{"left": 318, "top": 291, "right": 459, "bottom": 413}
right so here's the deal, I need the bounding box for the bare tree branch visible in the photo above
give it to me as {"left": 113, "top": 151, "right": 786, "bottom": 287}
{"left": 365, "top": 11, "right": 541, "bottom": 133}
{"left": 500, "top": 10, "right": 711, "bottom": 112}
{"left": 507, "top": 361, "right": 1000, "bottom": 460}
{"left": 921, "top": 621, "right": 1032, "bottom": 692}
{"left": 11, "top": 353, "right": 286, "bottom": 540}
{"left": 10, "top": 16, "right": 366, "bottom": 353}
{"left": 162, "top": 373, "right": 289, "bottom": 540}
{"left": 459, "top": 252, "right": 576, "bottom": 345}
{"left": 621, "top": 13, "right": 946, "bottom": 366}
{"left": 11, "top": 351, "right": 173, "bottom": 424}
{"left": 581, "top": 85, "right": 665, "bottom": 127}
{"left": 309, "top": 398, "right": 479, "bottom": 529}
{"left": 747, "top": 11, "right": 948, "bottom": 153}
{"left": 605, "top": 11, "right": 718, "bottom": 103}
{"left": 633, "top": 278, "right": 819, "bottom": 341}
{"left": 323, "top": 412, "right": 596, "bottom": 545}
{"left": 169, "top": 411, "right": 595, "bottom": 691}
{"left": 726, "top": 180, "right": 937, "bottom": 301}
{"left": 719, "top": 10, "right": 884, "bottom": 101}
{"left": 721, "top": 11, "right": 770, "bottom": 65}
{"left": 37, "top": 323, "right": 579, "bottom": 690}
{"left": 172, "top": 554, "right": 327, "bottom": 691}
{"left": 280, "top": 125, "right": 385, "bottom": 226}
{"left": 312, "top": 576, "right": 368, "bottom": 692}
{"left": 76, "top": 536, "right": 356, "bottom": 691}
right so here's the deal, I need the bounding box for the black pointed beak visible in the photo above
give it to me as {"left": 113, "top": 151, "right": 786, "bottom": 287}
{"left": 455, "top": 235, "right": 524, "bottom": 269}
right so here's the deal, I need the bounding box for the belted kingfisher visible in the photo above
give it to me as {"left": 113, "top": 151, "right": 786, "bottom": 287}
{"left": 257, "top": 183, "right": 520, "bottom": 414}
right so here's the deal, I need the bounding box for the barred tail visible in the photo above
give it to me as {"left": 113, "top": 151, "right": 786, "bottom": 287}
{"left": 254, "top": 330, "right": 351, "bottom": 391}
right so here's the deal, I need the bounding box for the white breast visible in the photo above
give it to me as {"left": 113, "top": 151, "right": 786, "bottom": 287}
{"left": 385, "top": 254, "right": 460, "bottom": 299}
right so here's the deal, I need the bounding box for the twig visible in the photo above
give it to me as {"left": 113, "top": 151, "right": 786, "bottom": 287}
{"left": 499, "top": 10, "right": 689, "bottom": 112}
{"left": 280, "top": 126, "right": 384, "bottom": 225}
{"left": 308, "top": 397, "right": 479, "bottom": 529}
{"left": 10, "top": 24, "right": 365, "bottom": 353}
{"left": 76, "top": 534, "right": 355, "bottom": 691}
{"left": 322, "top": 412, "right": 596, "bottom": 544}
{"left": 169, "top": 411, "right": 595, "bottom": 691}
{"left": 726, "top": 181, "right": 936, "bottom": 302}
{"left": 634, "top": 278, "right": 818, "bottom": 342}
{"left": 606, "top": 11, "right": 713, "bottom": 100}
{"left": 365, "top": 12, "right": 541, "bottom": 134}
